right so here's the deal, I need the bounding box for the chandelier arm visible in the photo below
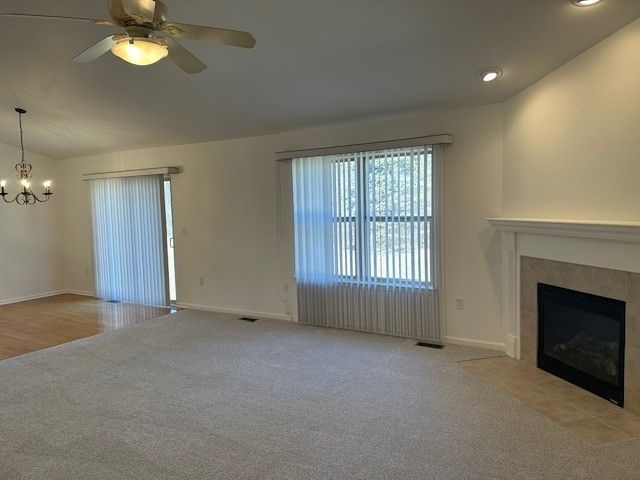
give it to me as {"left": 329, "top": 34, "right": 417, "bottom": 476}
{"left": 31, "top": 193, "right": 52, "bottom": 203}
{"left": 23, "top": 191, "right": 34, "bottom": 205}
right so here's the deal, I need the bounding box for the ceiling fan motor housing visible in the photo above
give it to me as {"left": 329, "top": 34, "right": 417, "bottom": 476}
{"left": 108, "top": 0, "right": 167, "bottom": 28}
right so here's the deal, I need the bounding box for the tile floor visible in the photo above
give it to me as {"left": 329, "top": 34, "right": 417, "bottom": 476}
{"left": 462, "top": 355, "right": 640, "bottom": 446}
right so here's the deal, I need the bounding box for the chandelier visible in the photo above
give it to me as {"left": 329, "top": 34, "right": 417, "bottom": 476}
{"left": 0, "top": 108, "right": 53, "bottom": 205}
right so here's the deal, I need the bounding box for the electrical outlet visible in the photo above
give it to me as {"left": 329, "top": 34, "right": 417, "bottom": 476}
{"left": 199, "top": 276, "right": 205, "bottom": 286}
{"left": 182, "top": 228, "right": 188, "bottom": 236}
{"left": 456, "top": 298, "right": 464, "bottom": 310}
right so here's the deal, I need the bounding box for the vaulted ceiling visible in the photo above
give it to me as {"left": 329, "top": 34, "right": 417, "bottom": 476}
{"left": 1, "top": 0, "right": 639, "bottom": 158}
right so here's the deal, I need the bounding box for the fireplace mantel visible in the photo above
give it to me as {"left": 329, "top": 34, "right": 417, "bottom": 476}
{"left": 487, "top": 218, "right": 640, "bottom": 243}
{"left": 487, "top": 217, "right": 640, "bottom": 360}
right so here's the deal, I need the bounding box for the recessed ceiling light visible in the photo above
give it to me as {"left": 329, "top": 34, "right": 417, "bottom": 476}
{"left": 572, "top": 0, "right": 603, "bottom": 6}
{"left": 480, "top": 69, "right": 503, "bottom": 82}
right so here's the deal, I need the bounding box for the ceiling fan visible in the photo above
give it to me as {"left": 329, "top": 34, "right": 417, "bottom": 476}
{"left": 0, "top": 0, "right": 256, "bottom": 74}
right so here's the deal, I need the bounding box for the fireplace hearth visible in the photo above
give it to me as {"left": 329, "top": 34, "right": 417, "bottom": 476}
{"left": 537, "top": 283, "right": 625, "bottom": 406}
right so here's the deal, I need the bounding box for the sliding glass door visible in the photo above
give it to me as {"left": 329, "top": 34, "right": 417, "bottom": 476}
{"left": 89, "top": 175, "right": 170, "bottom": 306}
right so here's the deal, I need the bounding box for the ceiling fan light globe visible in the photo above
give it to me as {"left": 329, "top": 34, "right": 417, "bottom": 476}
{"left": 111, "top": 38, "right": 168, "bottom": 66}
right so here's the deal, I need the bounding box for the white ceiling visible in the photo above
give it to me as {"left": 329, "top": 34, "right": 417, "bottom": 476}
{"left": 1, "top": 0, "right": 639, "bottom": 159}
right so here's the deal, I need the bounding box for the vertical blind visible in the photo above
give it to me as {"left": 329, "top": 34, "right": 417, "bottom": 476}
{"left": 89, "top": 175, "right": 168, "bottom": 306}
{"left": 292, "top": 146, "right": 442, "bottom": 342}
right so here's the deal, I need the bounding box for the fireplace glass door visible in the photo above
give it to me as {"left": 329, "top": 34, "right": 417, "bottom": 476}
{"left": 537, "top": 283, "right": 625, "bottom": 406}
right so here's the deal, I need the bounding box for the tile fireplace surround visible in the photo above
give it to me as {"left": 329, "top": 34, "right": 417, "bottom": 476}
{"left": 520, "top": 256, "right": 639, "bottom": 414}
{"left": 487, "top": 218, "right": 640, "bottom": 416}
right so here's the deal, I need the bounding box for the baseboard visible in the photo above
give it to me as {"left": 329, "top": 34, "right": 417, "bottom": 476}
{"left": 0, "top": 290, "right": 67, "bottom": 306}
{"left": 445, "top": 335, "right": 505, "bottom": 352}
{"left": 65, "top": 289, "right": 95, "bottom": 297}
{"left": 0, "top": 289, "right": 98, "bottom": 306}
{"left": 176, "top": 302, "right": 293, "bottom": 322}
{"left": 178, "top": 304, "right": 502, "bottom": 348}
{"left": 504, "top": 334, "right": 520, "bottom": 358}
{"left": 0, "top": 292, "right": 502, "bottom": 352}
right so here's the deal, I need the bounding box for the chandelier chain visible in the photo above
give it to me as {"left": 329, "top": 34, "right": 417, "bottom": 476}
{"left": 18, "top": 111, "right": 25, "bottom": 165}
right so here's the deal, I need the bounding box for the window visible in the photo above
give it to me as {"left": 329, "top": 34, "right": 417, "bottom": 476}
{"left": 332, "top": 147, "right": 432, "bottom": 286}
{"left": 291, "top": 143, "right": 442, "bottom": 340}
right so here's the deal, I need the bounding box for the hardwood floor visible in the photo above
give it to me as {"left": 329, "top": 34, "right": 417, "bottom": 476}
{"left": 0, "top": 294, "right": 174, "bottom": 360}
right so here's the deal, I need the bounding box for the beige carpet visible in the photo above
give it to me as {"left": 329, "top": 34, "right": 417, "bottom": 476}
{"left": 0, "top": 309, "right": 639, "bottom": 479}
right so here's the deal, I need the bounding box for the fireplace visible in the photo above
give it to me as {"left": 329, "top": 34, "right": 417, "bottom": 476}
{"left": 537, "top": 283, "right": 625, "bottom": 406}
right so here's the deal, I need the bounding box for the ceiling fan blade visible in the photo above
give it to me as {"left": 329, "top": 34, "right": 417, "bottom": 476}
{"left": 0, "top": 13, "right": 115, "bottom": 25}
{"left": 162, "top": 38, "right": 207, "bottom": 74}
{"left": 162, "top": 23, "right": 256, "bottom": 49}
{"left": 71, "top": 36, "right": 118, "bottom": 63}
{"left": 122, "top": 0, "right": 157, "bottom": 23}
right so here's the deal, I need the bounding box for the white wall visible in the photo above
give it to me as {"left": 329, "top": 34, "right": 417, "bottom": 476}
{"left": 59, "top": 104, "right": 505, "bottom": 348}
{"left": 503, "top": 17, "right": 640, "bottom": 220}
{"left": 6, "top": 14, "right": 639, "bottom": 351}
{"left": 0, "top": 142, "right": 63, "bottom": 303}
{"left": 0, "top": 9, "right": 636, "bottom": 353}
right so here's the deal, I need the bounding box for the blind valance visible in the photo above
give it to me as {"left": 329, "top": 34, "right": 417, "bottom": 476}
{"left": 275, "top": 134, "right": 452, "bottom": 161}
